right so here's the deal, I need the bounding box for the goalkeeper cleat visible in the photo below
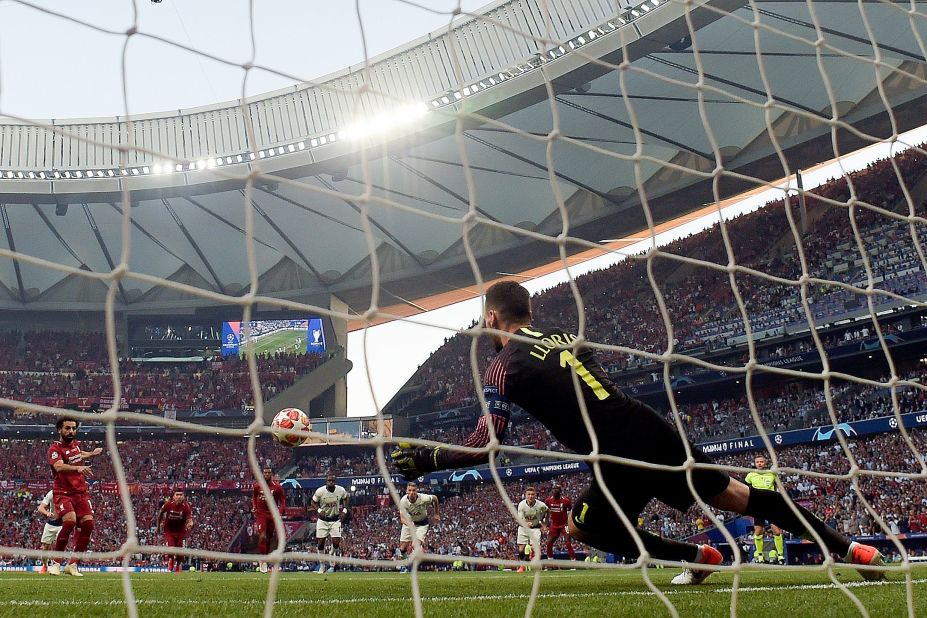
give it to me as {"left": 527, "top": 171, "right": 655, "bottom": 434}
{"left": 63, "top": 562, "right": 83, "bottom": 577}
{"left": 671, "top": 545, "right": 722, "bottom": 585}
{"left": 47, "top": 562, "right": 60, "bottom": 576}
{"left": 847, "top": 542, "right": 886, "bottom": 581}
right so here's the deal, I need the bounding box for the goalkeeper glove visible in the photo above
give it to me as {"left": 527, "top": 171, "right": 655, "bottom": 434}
{"left": 390, "top": 442, "right": 443, "bottom": 480}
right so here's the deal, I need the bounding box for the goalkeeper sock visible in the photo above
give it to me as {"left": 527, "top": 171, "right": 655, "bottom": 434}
{"left": 573, "top": 526, "right": 699, "bottom": 563}
{"left": 774, "top": 534, "right": 784, "bottom": 558}
{"left": 745, "top": 487, "right": 850, "bottom": 557}
{"left": 754, "top": 535, "right": 764, "bottom": 558}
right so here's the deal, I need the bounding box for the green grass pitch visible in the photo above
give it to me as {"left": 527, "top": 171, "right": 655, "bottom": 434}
{"left": 239, "top": 329, "right": 304, "bottom": 357}
{"left": 3, "top": 566, "right": 925, "bottom": 617}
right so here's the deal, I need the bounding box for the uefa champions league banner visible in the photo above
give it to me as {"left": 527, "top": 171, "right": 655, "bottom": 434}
{"left": 696, "top": 410, "right": 927, "bottom": 455}
{"left": 286, "top": 459, "right": 590, "bottom": 490}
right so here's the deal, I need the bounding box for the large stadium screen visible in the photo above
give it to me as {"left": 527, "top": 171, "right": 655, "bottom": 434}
{"left": 220, "top": 318, "right": 326, "bottom": 357}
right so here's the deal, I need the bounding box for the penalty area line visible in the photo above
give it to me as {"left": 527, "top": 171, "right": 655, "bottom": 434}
{"left": 5, "top": 577, "right": 925, "bottom": 607}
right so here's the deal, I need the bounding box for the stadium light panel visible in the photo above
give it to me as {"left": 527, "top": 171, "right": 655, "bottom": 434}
{"left": 38, "top": 172, "right": 46, "bottom": 179}
{"left": 107, "top": 170, "right": 115, "bottom": 177}
{"left": 142, "top": 166, "right": 150, "bottom": 174}
{"left": 297, "top": 142, "right": 305, "bottom": 150}
{"left": 237, "top": 154, "right": 244, "bottom": 162}
{"left": 74, "top": 171, "right": 83, "bottom": 178}
{"left": 249, "top": 153, "right": 256, "bottom": 160}
{"left": 258, "top": 151, "right": 266, "bottom": 158}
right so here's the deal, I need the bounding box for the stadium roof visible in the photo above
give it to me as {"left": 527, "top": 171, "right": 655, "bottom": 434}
{"left": 0, "top": 0, "right": 924, "bottom": 313}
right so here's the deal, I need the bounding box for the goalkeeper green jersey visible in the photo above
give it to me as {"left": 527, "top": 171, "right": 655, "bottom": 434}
{"left": 745, "top": 470, "right": 776, "bottom": 491}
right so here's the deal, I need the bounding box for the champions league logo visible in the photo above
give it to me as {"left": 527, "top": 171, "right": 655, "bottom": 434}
{"left": 227, "top": 334, "right": 235, "bottom": 344}
{"left": 312, "top": 329, "right": 322, "bottom": 345}
{"left": 449, "top": 470, "right": 482, "bottom": 482}
{"left": 812, "top": 423, "right": 857, "bottom": 441}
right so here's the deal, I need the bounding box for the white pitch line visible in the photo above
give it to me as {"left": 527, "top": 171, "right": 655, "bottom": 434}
{"left": 4, "top": 577, "right": 924, "bottom": 607}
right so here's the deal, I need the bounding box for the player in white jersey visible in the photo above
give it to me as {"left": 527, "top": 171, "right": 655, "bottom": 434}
{"left": 311, "top": 474, "right": 349, "bottom": 573}
{"left": 398, "top": 482, "right": 440, "bottom": 559}
{"left": 516, "top": 487, "right": 549, "bottom": 572}
{"left": 36, "top": 490, "right": 63, "bottom": 574}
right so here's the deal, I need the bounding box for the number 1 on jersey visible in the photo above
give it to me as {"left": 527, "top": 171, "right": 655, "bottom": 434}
{"left": 559, "top": 350, "right": 610, "bottom": 400}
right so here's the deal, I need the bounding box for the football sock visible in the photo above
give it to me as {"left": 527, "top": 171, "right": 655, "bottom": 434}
{"left": 546, "top": 538, "right": 555, "bottom": 558}
{"left": 745, "top": 487, "right": 850, "bottom": 557}
{"left": 571, "top": 527, "right": 699, "bottom": 563}
{"left": 73, "top": 519, "right": 94, "bottom": 556}
{"left": 54, "top": 520, "right": 76, "bottom": 553}
{"left": 774, "top": 534, "right": 784, "bottom": 558}
{"left": 754, "top": 535, "right": 764, "bottom": 557}
{"left": 565, "top": 537, "right": 576, "bottom": 560}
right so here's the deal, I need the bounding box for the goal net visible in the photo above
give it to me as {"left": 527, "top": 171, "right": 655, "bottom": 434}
{"left": 0, "top": 0, "right": 924, "bottom": 615}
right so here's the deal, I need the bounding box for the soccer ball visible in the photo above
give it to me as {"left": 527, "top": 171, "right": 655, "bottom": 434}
{"left": 271, "top": 408, "right": 310, "bottom": 447}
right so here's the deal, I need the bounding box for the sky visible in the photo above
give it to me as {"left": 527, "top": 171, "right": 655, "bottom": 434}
{"left": 0, "top": 0, "right": 485, "bottom": 119}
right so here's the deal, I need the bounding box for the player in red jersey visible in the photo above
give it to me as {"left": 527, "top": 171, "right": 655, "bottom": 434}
{"left": 47, "top": 418, "right": 103, "bottom": 577}
{"left": 545, "top": 485, "right": 577, "bottom": 560}
{"left": 157, "top": 489, "right": 193, "bottom": 573}
{"left": 253, "top": 467, "right": 286, "bottom": 573}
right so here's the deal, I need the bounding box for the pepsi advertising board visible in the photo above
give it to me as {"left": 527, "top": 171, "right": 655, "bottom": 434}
{"left": 221, "top": 319, "right": 326, "bottom": 357}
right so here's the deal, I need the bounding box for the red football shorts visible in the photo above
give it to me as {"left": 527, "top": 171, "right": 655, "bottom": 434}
{"left": 164, "top": 531, "right": 187, "bottom": 548}
{"left": 255, "top": 515, "right": 276, "bottom": 537}
{"left": 53, "top": 492, "right": 93, "bottom": 519}
{"left": 548, "top": 526, "right": 567, "bottom": 538}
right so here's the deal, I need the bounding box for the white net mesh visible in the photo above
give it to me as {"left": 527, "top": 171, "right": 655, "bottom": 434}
{"left": 2, "top": 0, "right": 927, "bottom": 615}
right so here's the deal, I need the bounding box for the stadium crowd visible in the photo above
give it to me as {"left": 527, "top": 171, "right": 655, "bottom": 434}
{"left": 0, "top": 437, "right": 289, "bottom": 483}
{"left": 0, "top": 489, "right": 248, "bottom": 556}
{"left": 0, "top": 349, "right": 323, "bottom": 417}
{"left": 399, "top": 146, "right": 927, "bottom": 413}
